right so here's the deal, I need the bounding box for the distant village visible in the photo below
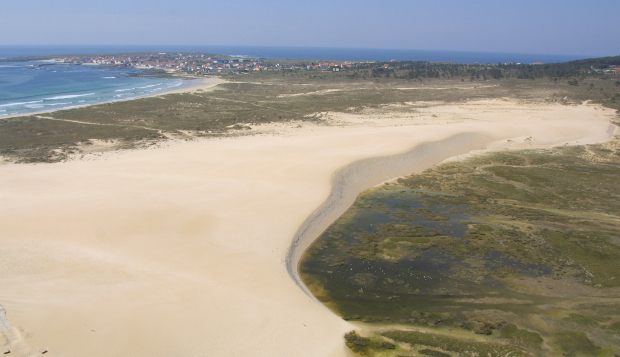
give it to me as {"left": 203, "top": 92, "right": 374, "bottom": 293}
{"left": 43, "top": 52, "right": 620, "bottom": 80}
{"left": 48, "top": 52, "right": 360, "bottom": 76}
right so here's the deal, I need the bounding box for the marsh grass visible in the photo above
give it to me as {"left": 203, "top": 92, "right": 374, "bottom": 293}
{"left": 301, "top": 138, "right": 620, "bottom": 356}
{"left": 382, "top": 330, "right": 530, "bottom": 357}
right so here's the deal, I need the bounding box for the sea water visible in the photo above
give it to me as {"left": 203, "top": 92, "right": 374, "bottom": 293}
{"left": 0, "top": 61, "right": 191, "bottom": 117}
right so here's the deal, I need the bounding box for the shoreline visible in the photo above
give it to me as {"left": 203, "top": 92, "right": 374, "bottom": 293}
{"left": 0, "top": 76, "right": 225, "bottom": 120}
{"left": 0, "top": 100, "right": 616, "bottom": 357}
{"left": 286, "top": 123, "right": 618, "bottom": 300}
{"left": 152, "top": 76, "right": 225, "bottom": 95}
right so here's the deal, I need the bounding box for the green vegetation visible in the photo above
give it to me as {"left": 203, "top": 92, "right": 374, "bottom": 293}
{"left": 301, "top": 139, "right": 620, "bottom": 356}
{"left": 3, "top": 73, "right": 619, "bottom": 163}
{"left": 345, "top": 55, "right": 620, "bottom": 81}
{"left": 0, "top": 115, "right": 162, "bottom": 163}
{"left": 383, "top": 330, "right": 530, "bottom": 357}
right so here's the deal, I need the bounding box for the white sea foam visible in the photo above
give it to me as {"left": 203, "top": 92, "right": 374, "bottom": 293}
{"left": 0, "top": 100, "right": 43, "bottom": 107}
{"left": 44, "top": 93, "right": 95, "bottom": 100}
{"left": 137, "top": 83, "right": 162, "bottom": 89}
{"left": 0, "top": 65, "right": 18, "bottom": 68}
{"left": 0, "top": 68, "right": 191, "bottom": 117}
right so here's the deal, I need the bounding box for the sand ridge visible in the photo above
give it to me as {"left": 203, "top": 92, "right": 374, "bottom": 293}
{"left": 0, "top": 100, "right": 615, "bottom": 356}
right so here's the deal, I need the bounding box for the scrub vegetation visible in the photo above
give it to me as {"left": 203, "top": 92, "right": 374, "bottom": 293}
{"left": 300, "top": 138, "right": 620, "bottom": 356}
{"left": 1, "top": 55, "right": 619, "bottom": 163}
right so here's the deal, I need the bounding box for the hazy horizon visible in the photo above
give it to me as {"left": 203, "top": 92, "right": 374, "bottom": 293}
{"left": 0, "top": 44, "right": 607, "bottom": 58}
{"left": 2, "top": 0, "right": 619, "bottom": 58}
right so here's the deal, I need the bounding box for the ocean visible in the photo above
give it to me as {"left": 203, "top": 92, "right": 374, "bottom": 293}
{"left": 0, "top": 45, "right": 591, "bottom": 118}
{"left": 0, "top": 61, "right": 192, "bottom": 118}
{"left": 0, "top": 45, "right": 589, "bottom": 64}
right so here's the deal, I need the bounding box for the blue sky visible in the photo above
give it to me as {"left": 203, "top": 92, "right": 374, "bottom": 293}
{"left": 2, "top": 0, "right": 619, "bottom": 56}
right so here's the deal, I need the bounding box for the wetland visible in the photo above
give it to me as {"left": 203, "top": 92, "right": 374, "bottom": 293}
{"left": 301, "top": 138, "right": 620, "bottom": 357}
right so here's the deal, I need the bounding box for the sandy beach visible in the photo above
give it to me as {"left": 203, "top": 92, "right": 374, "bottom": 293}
{"left": 155, "top": 76, "right": 225, "bottom": 95}
{"left": 0, "top": 99, "right": 616, "bottom": 356}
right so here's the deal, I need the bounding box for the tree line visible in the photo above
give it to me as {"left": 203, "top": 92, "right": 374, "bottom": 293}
{"left": 348, "top": 55, "right": 620, "bottom": 81}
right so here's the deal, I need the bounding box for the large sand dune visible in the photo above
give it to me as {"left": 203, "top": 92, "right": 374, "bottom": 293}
{"left": 0, "top": 100, "right": 615, "bottom": 356}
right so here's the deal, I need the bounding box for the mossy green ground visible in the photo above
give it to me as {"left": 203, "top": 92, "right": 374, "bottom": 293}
{"left": 300, "top": 138, "right": 620, "bottom": 356}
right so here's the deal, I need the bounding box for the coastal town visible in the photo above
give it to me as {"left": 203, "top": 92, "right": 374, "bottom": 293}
{"left": 35, "top": 52, "right": 620, "bottom": 80}
{"left": 46, "top": 52, "right": 356, "bottom": 75}
{"left": 2, "top": 50, "right": 617, "bottom": 86}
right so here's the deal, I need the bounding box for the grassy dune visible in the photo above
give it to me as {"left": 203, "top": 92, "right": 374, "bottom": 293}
{"left": 1, "top": 70, "right": 618, "bottom": 163}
